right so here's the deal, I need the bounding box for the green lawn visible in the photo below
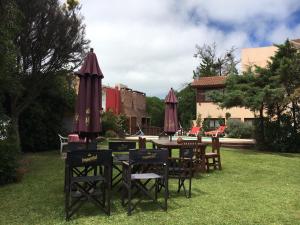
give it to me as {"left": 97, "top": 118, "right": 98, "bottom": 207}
{"left": 0, "top": 146, "right": 300, "bottom": 225}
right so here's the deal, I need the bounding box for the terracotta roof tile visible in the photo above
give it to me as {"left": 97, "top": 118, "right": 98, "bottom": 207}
{"left": 191, "top": 76, "right": 227, "bottom": 88}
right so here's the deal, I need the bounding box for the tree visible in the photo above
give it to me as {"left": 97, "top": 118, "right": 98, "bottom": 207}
{"left": 211, "top": 69, "right": 275, "bottom": 145}
{"left": 177, "top": 84, "right": 196, "bottom": 129}
{"left": 146, "top": 97, "right": 164, "bottom": 127}
{"left": 19, "top": 71, "right": 76, "bottom": 151}
{"left": 193, "top": 43, "right": 239, "bottom": 78}
{"left": 0, "top": 0, "right": 89, "bottom": 150}
{"left": 211, "top": 40, "right": 300, "bottom": 152}
{"left": 268, "top": 40, "right": 300, "bottom": 136}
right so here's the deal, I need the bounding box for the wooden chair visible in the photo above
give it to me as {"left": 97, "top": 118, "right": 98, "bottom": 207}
{"left": 64, "top": 142, "right": 98, "bottom": 192}
{"left": 65, "top": 150, "right": 112, "bottom": 220}
{"left": 168, "top": 146, "right": 193, "bottom": 198}
{"left": 180, "top": 139, "right": 206, "bottom": 174}
{"left": 108, "top": 141, "right": 136, "bottom": 188}
{"left": 205, "top": 137, "right": 222, "bottom": 172}
{"left": 138, "top": 137, "right": 146, "bottom": 149}
{"left": 121, "top": 149, "right": 168, "bottom": 215}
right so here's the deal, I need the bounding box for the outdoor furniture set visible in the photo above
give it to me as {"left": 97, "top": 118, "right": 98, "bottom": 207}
{"left": 63, "top": 137, "right": 222, "bottom": 220}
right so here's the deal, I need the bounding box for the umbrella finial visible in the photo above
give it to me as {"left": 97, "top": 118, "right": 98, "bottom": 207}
{"left": 90, "top": 48, "right": 94, "bottom": 53}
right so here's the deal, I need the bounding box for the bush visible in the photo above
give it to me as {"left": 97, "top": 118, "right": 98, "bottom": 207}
{"left": 227, "top": 120, "right": 254, "bottom": 138}
{"left": 0, "top": 138, "right": 20, "bottom": 185}
{"left": 257, "top": 115, "right": 300, "bottom": 153}
{"left": 101, "top": 111, "right": 117, "bottom": 135}
{"left": 105, "top": 130, "right": 118, "bottom": 138}
{"left": 102, "top": 111, "right": 129, "bottom": 138}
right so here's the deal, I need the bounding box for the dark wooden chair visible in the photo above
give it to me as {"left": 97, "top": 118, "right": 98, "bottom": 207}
{"left": 168, "top": 146, "right": 193, "bottom": 198}
{"left": 65, "top": 150, "right": 112, "bottom": 220}
{"left": 138, "top": 137, "right": 146, "bottom": 149}
{"left": 108, "top": 141, "right": 136, "bottom": 188}
{"left": 68, "top": 142, "right": 97, "bottom": 151}
{"left": 181, "top": 139, "right": 206, "bottom": 174}
{"left": 205, "top": 137, "right": 222, "bottom": 172}
{"left": 121, "top": 149, "right": 169, "bottom": 215}
{"left": 64, "top": 142, "right": 98, "bottom": 192}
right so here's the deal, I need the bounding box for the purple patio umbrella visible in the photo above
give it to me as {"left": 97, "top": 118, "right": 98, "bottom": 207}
{"left": 164, "top": 88, "right": 178, "bottom": 141}
{"left": 74, "top": 48, "right": 103, "bottom": 142}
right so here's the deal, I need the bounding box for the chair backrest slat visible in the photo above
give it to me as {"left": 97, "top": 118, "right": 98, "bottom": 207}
{"left": 108, "top": 141, "right": 136, "bottom": 152}
{"left": 212, "top": 137, "right": 220, "bottom": 153}
{"left": 68, "top": 142, "right": 97, "bottom": 151}
{"left": 138, "top": 137, "right": 146, "bottom": 149}
{"left": 67, "top": 150, "right": 112, "bottom": 167}
{"left": 129, "top": 149, "right": 168, "bottom": 164}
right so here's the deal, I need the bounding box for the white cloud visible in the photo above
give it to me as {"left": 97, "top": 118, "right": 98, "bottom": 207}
{"left": 79, "top": 0, "right": 300, "bottom": 97}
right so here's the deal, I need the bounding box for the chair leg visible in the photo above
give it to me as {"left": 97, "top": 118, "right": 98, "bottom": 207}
{"left": 164, "top": 178, "right": 168, "bottom": 211}
{"left": 128, "top": 184, "right": 132, "bottom": 216}
{"left": 206, "top": 157, "right": 210, "bottom": 172}
{"left": 218, "top": 156, "right": 222, "bottom": 170}
{"left": 155, "top": 179, "right": 158, "bottom": 201}
{"left": 213, "top": 158, "right": 217, "bottom": 170}
{"left": 107, "top": 184, "right": 111, "bottom": 216}
{"left": 177, "top": 179, "right": 181, "bottom": 192}
{"left": 188, "top": 177, "right": 192, "bottom": 198}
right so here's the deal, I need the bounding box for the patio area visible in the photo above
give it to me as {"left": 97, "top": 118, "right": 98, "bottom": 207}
{"left": 0, "top": 145, "right": 299, "bottom": 225}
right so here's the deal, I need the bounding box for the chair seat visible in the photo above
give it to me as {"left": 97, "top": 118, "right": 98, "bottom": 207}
{"left": 131, "top": 173, "right": 162, "bottom": 180}
{"left": 205, "top": 152, "right": 218, "bottom": 157}
{"left": 169, "top": 167, "right": 186, "bottom": 173}
{"left": 114, "top": 154, "right": 129, "bottom": 162}
{"left": 71, "top": 189, "right": 103, "bottom": 198}
{"left": 71, "top": 175, "right": 106, "bottom": 183}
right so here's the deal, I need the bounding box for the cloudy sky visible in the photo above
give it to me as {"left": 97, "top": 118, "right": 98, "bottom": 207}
{"left": 79, "top": 0, "right": 300, "bottom": 98}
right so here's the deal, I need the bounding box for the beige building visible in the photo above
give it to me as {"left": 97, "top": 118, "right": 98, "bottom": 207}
{"left": 191, "top": 76, "right": 255, "bottom": 128}
{"left": 241, "top": 39, "right": 300, "bottom": 72}
{"left": 192, "top": 39, "right": 300, "bottom": 128}
{"left": 241, "top": 46, "right": 277, "bottom": 72}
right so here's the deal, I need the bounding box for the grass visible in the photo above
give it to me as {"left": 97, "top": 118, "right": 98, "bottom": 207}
{"left": 0, "top": 145, "right": 300, "bottom": 225}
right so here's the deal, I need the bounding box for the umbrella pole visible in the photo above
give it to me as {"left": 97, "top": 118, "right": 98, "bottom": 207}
{"left": 86, "top": 137, "right": 89, "bottom": 150}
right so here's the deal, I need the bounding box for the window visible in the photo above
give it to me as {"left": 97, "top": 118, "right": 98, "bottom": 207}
{"left": 244, "top": 118, "right": 256, "bottom": 126}
{"left": 204, "top": 118, "right": 225, "bottom": 129}
{"left": 228, "top": 118, "right": 241, "bottom": 122}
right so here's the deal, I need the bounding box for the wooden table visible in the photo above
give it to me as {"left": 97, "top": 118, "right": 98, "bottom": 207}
{"left": 151, "top": 139, "right": 208, "bottom": 172}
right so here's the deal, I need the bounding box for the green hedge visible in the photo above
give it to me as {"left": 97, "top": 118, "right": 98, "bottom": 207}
{"left": 0, "top": 138, "right": 20, "bottom": 185}
{"left": 227, "top": 120, "right": 254, "bottom": 139}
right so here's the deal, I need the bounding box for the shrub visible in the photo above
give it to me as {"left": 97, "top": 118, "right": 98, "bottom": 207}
{"left": 201, "top": 116, "right": 211, "bottom": 133}
{"left": 101, "top": 111, "right": 117, "bottom": 135}
{"left": 227, "top": 120, "right": 254, "bottom": 139}
{"left": 0, "top": 137, "right": 20, "bottom": 185}
{"left": 256, "top": 115, "right": 300, "bottom": 153}
{"left": 105, "top": 130, "right": 118, "bottom": 138}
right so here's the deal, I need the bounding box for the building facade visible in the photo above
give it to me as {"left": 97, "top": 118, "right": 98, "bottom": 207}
{"left": 241, "top": 39, "right": 300, "bottom": 72}
{"left": 102, "top": 84, "right": 150, "bottom": 134}
{"left": 192, "top": 39, "right": 300, "bottom": 128}
{"left": 191, "top": 76, "right": 255, "bottom": 128}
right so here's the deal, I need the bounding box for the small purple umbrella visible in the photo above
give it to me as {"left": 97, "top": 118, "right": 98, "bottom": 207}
{"left": 164, "top": 88, "right": 178, "bottom": 141}
{"left": 74, "top": 48, "right": 103, "bottom": 142}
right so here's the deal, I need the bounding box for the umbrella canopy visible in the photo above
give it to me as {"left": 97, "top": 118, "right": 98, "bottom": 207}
{"left": 164, "top": 88, "right": 178, "bottom": 136}
{"left": 74, "top": 48, "right": 103, "bottom": 140}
